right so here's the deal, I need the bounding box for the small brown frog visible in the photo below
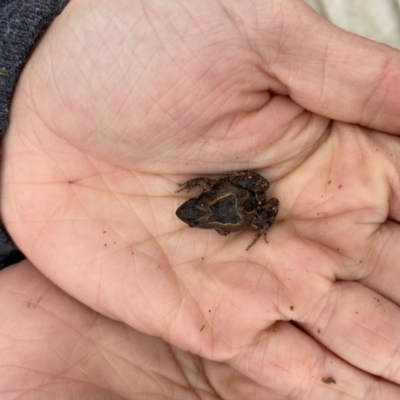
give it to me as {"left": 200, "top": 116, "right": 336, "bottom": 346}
{"left": 176, "top": 171, "right": 279, "bottom": 250}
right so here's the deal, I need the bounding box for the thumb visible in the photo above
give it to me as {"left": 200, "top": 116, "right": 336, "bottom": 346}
{"left": 255, "top": 0, "right": 400, "bottom": 133}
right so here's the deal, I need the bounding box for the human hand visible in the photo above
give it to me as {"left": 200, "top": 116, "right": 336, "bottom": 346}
{"left": 3, "top": 0, "right": 400, "bottom": 397}
{"left": 2, "top": 260, "right": 267, "bottom": 399}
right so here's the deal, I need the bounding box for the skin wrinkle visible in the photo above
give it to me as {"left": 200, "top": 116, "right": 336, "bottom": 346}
{"left": 191, "top": 47, "right": 244, "bottom": 113}
{"left": 177, "top": 359, "right": 211, "bottom": 399}
{"left": 94, "top": 346, "right": 147, "bottom": 390}
{"left": 188, "top": 266, "right": 230, "bottom": 341}
{"left": 366, "top": 221, "right": 388, "bottom": 265}
{"left": 270, "top": 275, "right": 297, "bottom": 322}
{"left": 88, "top": 319, "right": 190, "bottom": 395}
{"left": 385, "top": 167, "right": 400, "bottom": 211}
{"left": 137, "top": 9, "right": 246, "bottom": 145}
{"left": 18, "top": 108, "right": 52, "bottom": 156}
{"left": 318, "top": 35, "right": 332, "bottom": 108}
{"left": 139, "top": 4, "right": 198, "bottom": 107}
{"left": 349, "top": 319, "right": 390, "bottom": 362}
{"left": 386, "top": 344, "right": 400, "bottom": 382}
{"left": 218, "top": 1, "right": 252, "bottom": 46}
{"left": 365, "top": 223, "right": 394, "bottom": 279}
{"left": 303, "top": 291, "right": 335, "bottom": 335}
{"left": 305, "top": 282, "right": 338, "bottom": 334}
{"left": 119, "top": 255, "right": 172, "bottom": 331}
{"left": 364, "top": 49, "right": 397, "bottom": 127}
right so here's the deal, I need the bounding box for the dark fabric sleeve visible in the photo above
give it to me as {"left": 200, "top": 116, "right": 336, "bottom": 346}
{"left": 0, "top": 0, "right": 70, "bottom": 268}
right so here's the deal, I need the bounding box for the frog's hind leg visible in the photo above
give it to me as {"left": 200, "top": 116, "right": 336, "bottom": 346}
{"left": 263, "top": 231, "right": 269, "bottom": 244}
{"left": 246, "top": 228, "right": 271, "bottom": 250}
{"left": 246, "top": 231, "right": 263, "bottom": 251}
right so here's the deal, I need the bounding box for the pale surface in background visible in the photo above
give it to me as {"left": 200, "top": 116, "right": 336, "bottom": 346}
{"left": 305, "top": 0, "right": 400, "bottom": 48}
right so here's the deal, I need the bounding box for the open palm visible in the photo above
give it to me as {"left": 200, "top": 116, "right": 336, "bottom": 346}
{"left": 3, "top": 0, "right": 400, "bottom": 397}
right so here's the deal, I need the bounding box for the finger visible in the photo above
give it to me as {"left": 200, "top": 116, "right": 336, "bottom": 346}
{"left": 254, "top": 0, "right": 400, "bottom": 133}
{"left": 223, "top": 321, "right": 400, "bottom": 399}
{"left": 300, "top": 281, "right": 400, "bottom": 384}
{"left": 251, "top": 232, "right": 400, "bottom": 384}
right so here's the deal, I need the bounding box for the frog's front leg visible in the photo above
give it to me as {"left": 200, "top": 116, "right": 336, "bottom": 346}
{"left": 227, "top": 171, "right": 270, "bottom": 193}
{"left": 176, "top": 177, "right": 214, "bottom": 193}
